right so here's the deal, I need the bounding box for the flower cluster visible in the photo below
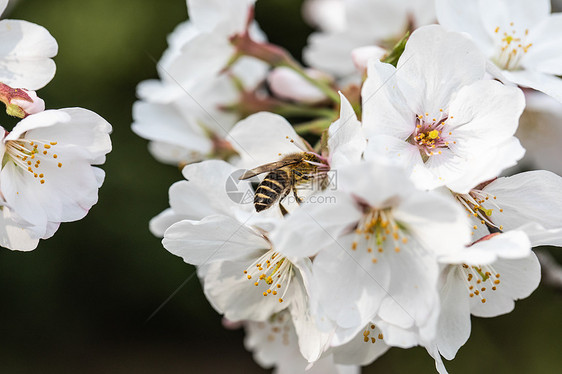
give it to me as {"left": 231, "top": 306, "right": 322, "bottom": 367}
{"left": 0, "top": 0, "right": 112, "bottom": 251}
{"left": 137, "top": 1, "right": 562, "bottom": 373}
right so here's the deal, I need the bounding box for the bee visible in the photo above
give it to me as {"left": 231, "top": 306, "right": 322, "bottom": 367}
{"left": 239, "top": 152, "right": 329, "bottom": 214}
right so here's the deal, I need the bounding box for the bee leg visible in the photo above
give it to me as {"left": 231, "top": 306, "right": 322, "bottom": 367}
{"left": 292, "top": 185, "right": 303, "bottom": 204}
{"left": 279, "top": 203, "right": 289, "bottom": 216}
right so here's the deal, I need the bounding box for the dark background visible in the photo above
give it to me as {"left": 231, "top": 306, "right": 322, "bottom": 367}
{"left": 0, "top": 0, "right": 560, "bottom": 372}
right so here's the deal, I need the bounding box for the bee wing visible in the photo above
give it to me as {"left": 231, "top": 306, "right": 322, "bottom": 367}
{"left": 239, "top": 159, "right": 301, "bottom": 180}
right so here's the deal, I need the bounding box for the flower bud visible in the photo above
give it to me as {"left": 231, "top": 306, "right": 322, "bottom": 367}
{"left": 351, "top": 45, "right": 387, "bottom": 74}
{"left": 0, "top": 83, "right": 45, "bottom": 118}
{"left": 267, "top": 67, "right": 329, "bottom": 104}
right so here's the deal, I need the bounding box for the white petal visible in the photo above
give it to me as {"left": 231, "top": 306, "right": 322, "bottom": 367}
{"left": 523, "top": 14, "right": 562, "bottom": 75}
{"left": 362, "top": 59, "right": 413, "bottom": 140}
{"left": 446, "top": 137, "right": 525, "bottom": 194}
{"left": 377, "top": 243, "right": 440, "bottom": 340}
{"left": 328, "top": 92, "right": 365, "bottom": 168}
{"left": 441, "top": 231, "right": 531, "bottom": 265}
{"left": 302, "top": 0, "right": 346, "bottom": 33}
{"left": 289, "top": 260, "right": 333, "bottom": 362}
{"left": 166, "top": 33, "right": 234, "bottom": 85}
{"left": 503, "top": 69, "right": 562, "bottom": 104}
{"left": 132, "top": 101, "right": 212, "bottom": 156}
{"left": 0, "top": 20, "right": 57, "bottom": 90}
{"left": 516, "top": 90, "right": 562, "bottom": 175}
{"left": 396, "top": 189, "right": 471, "bottom": 256}
{"left": 435, "top": 267, "right": 471, "bottom": 360}
{"left": 336, "top": 160, "right": 417, "bottom": 208}
{"left": 273, "top": 190, "right": 362, "bottom": 258}
{"left": 484, "top": 171, "right": 562, "bottom": 246}
{"left": 447, "top": 80, "right": 524, "bottom": 152}
{"left": 187, "top": 0, "right": 253, "bottom": 36}
{"left": 396, "top": 25, "right": 486, "bottom": 116}
{"left": 435, "top": 0, "right": 495, "bottom": 56}
{"left": 149, "top": 208, "right": 188, "bottom": 238}
{"left": 162, "top": 215, "right": 267, "bottom": 265}
{"left": 175, "top": 160, "right": 254, "bottom": 219}
{"left": 312, "top": 236, "right": 391, "bottom": 344}
{"left": 227, "top": 112, "right": 308, "bottom": 170}
{"left": 0, "top": 207, "right": 39, "bottom": 251}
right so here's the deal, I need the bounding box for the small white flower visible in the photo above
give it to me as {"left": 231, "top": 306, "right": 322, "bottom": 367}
{"left": 0, "top": 0, "right": 58, "bottom": 90}
{"left": 436, "top": 0, "right": 562, "bottom": 102}
{"left": 0, "top": 108, "right": 112, "bottom": 250}
{"left": 363, "top": 25, "right": 525, "bottom": 192}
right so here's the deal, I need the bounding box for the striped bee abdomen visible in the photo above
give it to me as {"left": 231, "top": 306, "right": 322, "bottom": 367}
{"left": 254, "top": 169, "right": 290, "bottom": 212}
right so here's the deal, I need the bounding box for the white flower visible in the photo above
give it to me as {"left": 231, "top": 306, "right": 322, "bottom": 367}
{"left": 363, "top": 25, "right": 525, "bottom": 193}
{"left": 0, "top": 0, "right": 58, "bottom": 90}
{"left": 273, "top": 160, "right": 471, "bottom": 346}
{"left": 132, "top": 0, "right": 268, "bottom": 165}
{"left": 0, "top": 108, "right": 112, "bottom": 250}
{"left": 244, "top": 310, "right": 359, "bottom": 374}
{"left": 427, "top": 231, "right": 540, "bottom": 373}
{"left": 436, "top": 0, "right": 562, "bottom": 103}
{"left": 303, "top": 0, "right": 435, "bottom": 78}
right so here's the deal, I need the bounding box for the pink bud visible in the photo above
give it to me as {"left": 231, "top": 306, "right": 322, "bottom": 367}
{"left": 267, "top": 67, "right": 329, "bottom": 104}
{"left": 11, "top": 89, "right": 45, "bottom": 116}
{"left": 221, "top": 317, "right": 244, "bottom": 330}
{"left": 352, "top": 45, "right": 387, "bottom": 74}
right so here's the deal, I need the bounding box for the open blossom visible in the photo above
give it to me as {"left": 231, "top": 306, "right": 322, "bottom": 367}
{"left": 436, "top": 0, "right": 562, "bottom": 103}
{"left": 0, "top": 0, "right": 58, "bottom": 90}
{"left": 132, "top": 0, "right": 268, "bottom": 165}
{"left": 303, "top": 0, "right": 435, "bottom": 78}
{"left": 363, "top": 25, "right": 525, "bottom": 192}
{"left": 428, "top": 231, "right": 540, "bottom": 373}
{"left": 0, "top": 108, "right": 112, "bottom": 251}
{"left": 273, "top": 160, "right": 471, "bottom": 347}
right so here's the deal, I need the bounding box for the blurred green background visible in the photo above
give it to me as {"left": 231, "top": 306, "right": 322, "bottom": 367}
{"left": 0, "top": 0, "right": 560, "bottom": 372}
